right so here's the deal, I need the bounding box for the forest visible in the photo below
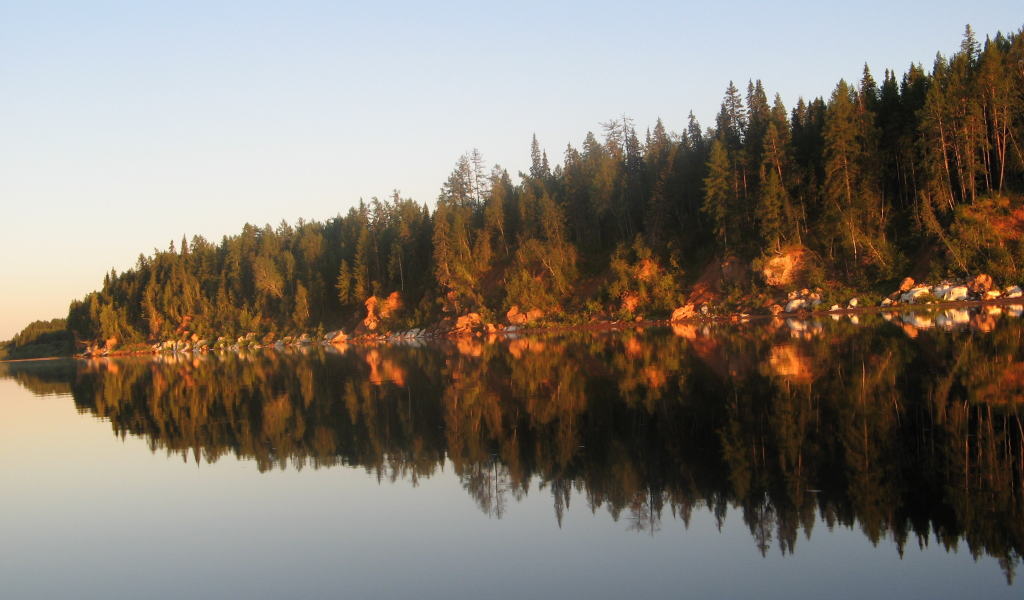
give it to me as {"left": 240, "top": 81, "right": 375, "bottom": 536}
{"left": 7, "top": 24, "right": 1023, "bottom": 350}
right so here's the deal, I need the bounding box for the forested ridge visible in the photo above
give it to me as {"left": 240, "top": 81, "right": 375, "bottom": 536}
{"left": 20, "top": 25, "right": 1024, "bottom": 349}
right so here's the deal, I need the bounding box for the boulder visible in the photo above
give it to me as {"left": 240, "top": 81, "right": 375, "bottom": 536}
{"left": 901, "top": 287, "right": 930, "bottom": 303}
{"left": 829, "top": 304, "right": 840, "bottom": 311}
{"left": 967, "top": 274, "right": 994, "bottom": 294}
{"left": 983, "top": 290, "right": 1002, "bottom": 301}
{"left": 769, "top": 304, "right": 783, "bottom": 316}
{"left": 847, "top": 298, "right": 859, "bottom": 309}
{"left": 453, "top": 313, "right": 482, "bottom": 334}
{"left": 898, "top": 277, "right": 916, "bottom": 292}
{"left": 670, "top": 304, "right": 696, "bottom": 321}
{"left": 784, "top": 298, "right": 806, "bottom": 313}
{"left": 943, "top": 286, "right": 969, "bottom": 302}
{"left": 1005, "top": 285, "right": 1023, "bottom": 299}
{"left": 760, "top": 249, "right": 805, "bottom": 287}
{"left": 880, "top": 298, "right": 893, "bottom": 307}
{"left": 325, "top": 330, "right": 348, "bottom": 344}
{"left": 507, "top": 306, "right": 527, "bottom": 325}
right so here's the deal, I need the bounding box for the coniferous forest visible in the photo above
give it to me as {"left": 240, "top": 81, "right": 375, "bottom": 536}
{"left": 21, "top": 25, "right": 1024, "bottom": 350}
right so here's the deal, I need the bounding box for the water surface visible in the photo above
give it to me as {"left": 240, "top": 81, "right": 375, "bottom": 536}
{"left": 2, "top": 308, "right": 1023, "bottom": 599}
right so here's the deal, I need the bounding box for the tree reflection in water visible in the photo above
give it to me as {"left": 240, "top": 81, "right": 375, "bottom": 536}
{"left": 4, "top": 306, "right": 1024, "bottom": 581}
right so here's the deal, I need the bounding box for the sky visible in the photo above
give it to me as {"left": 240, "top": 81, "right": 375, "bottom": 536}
{"left": 0, "top": 1, "right": 1020, "bottom": 340}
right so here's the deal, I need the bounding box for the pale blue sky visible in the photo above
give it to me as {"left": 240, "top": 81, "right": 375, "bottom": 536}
{"left": 1, "top": 1, "right": 1020, "bottom": 340}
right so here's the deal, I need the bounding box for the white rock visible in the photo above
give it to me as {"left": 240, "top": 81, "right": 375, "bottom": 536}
{"left": 901, "top": 287, "right": 930, "bottom": 303}
{"left": 880, "top": 298, "right": 893, "bottom": 307}
{"left": 943, "top": 286, "right": 969, "bottom": 302}
{"left": 829, "top": 304, "right": 841, "bottom": 312}
{"left": 847, "top": 298, "right": 859, "bottom": 309}
{"left": 785, "top": 298, "right": 806, "bottom": 313}
{"left": 1005, "top": 285, "right": 1023, "bottom": 298}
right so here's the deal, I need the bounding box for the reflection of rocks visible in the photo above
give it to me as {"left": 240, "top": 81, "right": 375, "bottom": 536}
{"left": 456, "top": 338, "right": 483, "bottom": 357}
{"left": 364, "top": 349, "right": 407, "bottom": 385}
{"left": 624, "top": 337, "right": 643, "bottom": 359}
{"left": 970, "top": 312, "right": 997, "bottom": 333}
{"left": 767, "top": 344, "right": 815, "bottom": 384}
{"left": 671, "top": 323, "right": 697, "bottom": 339}
{"left": 507, "top": 338, "right": 546, "bottom": 359}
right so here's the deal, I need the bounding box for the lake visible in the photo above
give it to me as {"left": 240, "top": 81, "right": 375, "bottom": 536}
{"left": 2, "top": 307, "right": 1023, "bottom": 599}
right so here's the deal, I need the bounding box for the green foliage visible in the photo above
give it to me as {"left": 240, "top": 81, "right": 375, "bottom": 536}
{"left": 607, "top": 235, "right": 680, "bottom": 315}
{"left": 0, "top": 319, "right": 74, "bottom": 360}
{"left": 944, "top": 196, "right": 1024, "bottom": 281}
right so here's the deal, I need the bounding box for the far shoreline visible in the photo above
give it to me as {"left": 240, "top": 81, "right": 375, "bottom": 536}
{"left": 6, "top": 295, "right": 1022, "bottom": 364}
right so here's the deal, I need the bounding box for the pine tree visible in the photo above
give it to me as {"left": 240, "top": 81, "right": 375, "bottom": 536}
{"left": 703, "top": 138, "right": 734, "bottom": 250}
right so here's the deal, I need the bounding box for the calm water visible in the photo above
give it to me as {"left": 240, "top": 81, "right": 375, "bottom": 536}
{"left": 3, "top": 308, "right": 1023, "bottom": 599}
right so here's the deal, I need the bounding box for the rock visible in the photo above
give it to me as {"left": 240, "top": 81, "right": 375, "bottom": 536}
{"left": 506, "top": 306, "right": 527, "bottom": 325}
{"left": 829, "top": 304, "right": 840, "bottom": 311}
{"left": 769, "top": 304, "right": 783, "bottom": 316}
{"left": 880, "top": 298, "right": 893, "bottom": 307}
{"left": 901, "top": 287, "right": 930, "bottom": 303}
{"left": 787, "top": 290, "right": 799, "bottom": 301}
{"left": 967, "top": 274, "right": 994, "bottom": 294}
{"left": 984, "top": 290, "right": 1002, "bottom": 300}
{"left": 848, "top": 298, "right": 859, "bottom": 309}
{"left": 760, "top": 249, "right": 805, "bottom": 287}
{"left": 898, "top": 277, "right": 916, "bottom": 292}
{"left": 363, "top": 297, "right": 381, "bottom": 331}
{"left": 944, "top": 286, "right": 969, "bottom": 302}
{"left": 381, "top": 291, "right": 401, "bottom": 319}
{"left": 484, "top": 323, "right": 497, "bottom": 334}
{"left": 670, "top": 304, "right": 696, "bottom": 321}
{"left": 526, "top": 308, "right": 544, "bottom": 322}
{"left": 453, "top": 313, "right": 483, "bottom": 335}
{"left": 325, "top": 329, "right": 348, "bottom": 344}
{"left": 620, "top": 291, "right": 640, "bottom": 313}
{"left": 807, "top": 292, "right": 821, "bottom": 302}
{"left": 1005, "top": 285, "right": 1023, "bottom": 299}
{"left": 298, "top": 333, "right": 311, "bottom": 345}
{"left": 785, "top": 298, "right": 806, "bottom": 313}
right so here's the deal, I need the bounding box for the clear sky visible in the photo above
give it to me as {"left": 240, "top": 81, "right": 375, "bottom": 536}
{"left": 0, "top": 1, "right": 1019, "bottom": 340}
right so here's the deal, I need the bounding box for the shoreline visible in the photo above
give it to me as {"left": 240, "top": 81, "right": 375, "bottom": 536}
{"left": 7, "top": 295, "right": 1023, "bottom": 364}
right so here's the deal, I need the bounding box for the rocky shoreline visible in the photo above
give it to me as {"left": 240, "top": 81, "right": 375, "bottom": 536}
{"left": 74, "top": 292, "right": 1024, "bottom": 361}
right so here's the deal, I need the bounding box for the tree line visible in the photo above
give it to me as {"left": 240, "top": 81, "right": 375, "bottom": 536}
{"left": 62, "top": 25, "right": 1024, "bottom": 345}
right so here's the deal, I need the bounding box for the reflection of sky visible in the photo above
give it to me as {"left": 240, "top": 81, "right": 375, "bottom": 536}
{"left": 1, "top": 380, "right": 1015, "bottom": 600}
